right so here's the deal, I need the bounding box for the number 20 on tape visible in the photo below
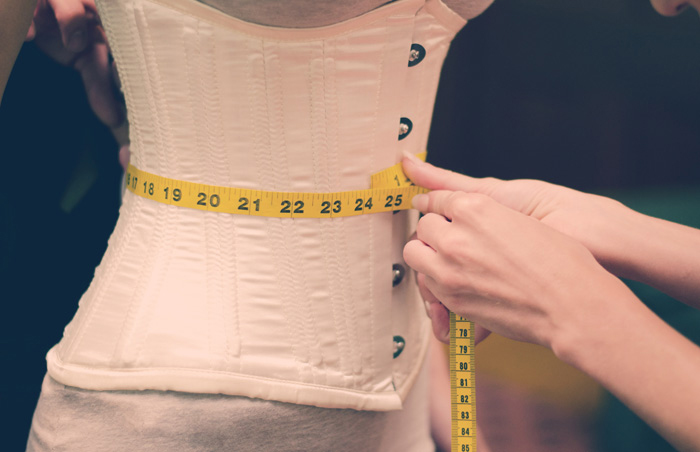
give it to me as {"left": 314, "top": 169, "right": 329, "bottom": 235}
{"left": 125, "top": 165, "right": 428, "bottom": 219}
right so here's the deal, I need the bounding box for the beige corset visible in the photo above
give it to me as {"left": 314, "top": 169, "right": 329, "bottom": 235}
{"left": 46, "top": 0, "right": 466, "bottom": 410}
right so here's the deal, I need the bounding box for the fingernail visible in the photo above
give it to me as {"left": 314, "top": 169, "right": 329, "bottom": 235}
{"left": 412, "top": 194, "right": 428, "bottom": 211}
{"left": 68, "top": 30, "right": 86, "bottom": 52}
{"left": 402, "top": 150, "right": 423, "bottom": 165}
{"left": 423, "top": 300, "right": 432, "bottom": 319}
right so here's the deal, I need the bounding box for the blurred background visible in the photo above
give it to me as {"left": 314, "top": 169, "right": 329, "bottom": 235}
{"left": 1, "top": 0, "right": 699, "bottom": 450}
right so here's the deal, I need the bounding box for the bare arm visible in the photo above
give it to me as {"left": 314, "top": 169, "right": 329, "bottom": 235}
{"left": 402, "top": 155, "right": 700, "bottom": 451}
{"left": 402, "top": 153, "right": 700, "bottom": 310}
{"left": 566, "top": 284, "right": 700, "bottom": 452}
{"left": 592, "top": 208, "right": 700, "bottom": 309}
{"left": 0, "top": 0, "right": 38, "bottom": 104}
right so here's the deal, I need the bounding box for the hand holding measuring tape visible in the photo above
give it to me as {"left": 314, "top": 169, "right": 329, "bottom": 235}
{"left": 401, "top": 151, "right": 627, "bottom": 275}
{"left": 401, "top": 153, "right": 700, "bottom": 452}
{"left": 404, "top": 188, "right": 611, "bottom": 351}
{"left": 411, "top": 241, "right": 491, "bottom": 346}
{"left": 402, "top": 154, "right": 619, "bottom": 353}
{"left": 401, "top": 155, "right": 626, "bottom": 452}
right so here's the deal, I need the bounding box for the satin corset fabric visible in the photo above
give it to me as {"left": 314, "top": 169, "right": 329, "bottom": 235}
{"left": 46, "top": 0, "right": 466, "bottom": 410}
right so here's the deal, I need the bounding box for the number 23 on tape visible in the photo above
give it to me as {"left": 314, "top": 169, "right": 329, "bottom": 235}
{"left": 125, "top": 165, "right": 428, "bottom": 219}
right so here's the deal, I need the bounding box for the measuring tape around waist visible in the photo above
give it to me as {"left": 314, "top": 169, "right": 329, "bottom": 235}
{"left": 125, "top": 153, "right": 429, "bottom": 219}
{"left": 124, "top": 151, "right": 476, "bottom": 449}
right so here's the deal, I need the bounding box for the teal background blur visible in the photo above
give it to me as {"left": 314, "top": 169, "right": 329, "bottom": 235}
{"left": 1, "top": 0, "right": 699, "bottom": 450}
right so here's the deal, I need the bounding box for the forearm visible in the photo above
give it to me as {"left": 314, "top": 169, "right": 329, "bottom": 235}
{"left": 0, "top": 0, "right": 37, "bottom": 104}
{"left": 557, "top": 282, "right": 700, "bottom": 452}
{"left": 592, "top": 201, "right": 700, "bottom": 308}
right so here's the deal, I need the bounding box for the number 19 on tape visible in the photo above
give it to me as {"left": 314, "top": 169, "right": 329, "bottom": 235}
{"left": 451, "top": 312, "right": 476, "bottom": 452}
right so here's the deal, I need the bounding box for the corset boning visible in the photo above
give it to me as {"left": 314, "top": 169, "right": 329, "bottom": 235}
{"left": 46, "top": 0, "right": 467, "bottom": 410}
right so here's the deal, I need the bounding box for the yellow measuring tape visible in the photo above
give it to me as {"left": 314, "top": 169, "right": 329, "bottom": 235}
{"left": 125, "top": 153, "right": 430, "bottom": 218}
{"left": 451, "top": 314, "right": 477, "bottom": 451}
{"left": 125, "top": 152, "right": 476, "bottom": 450}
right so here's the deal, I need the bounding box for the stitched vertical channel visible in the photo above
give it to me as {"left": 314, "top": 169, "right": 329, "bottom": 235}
{"left": 309, "top": 40, "right": 343, "bottom": 385}
{"left": 204, "top": 23, "right": 241, "bottom": 362}
{"left": 248, "top": 38, "right": 305, "bottom": 379}
{"left": 365, "top": 31, "right": 390, "bottom": 378}
{"left": 323, "top": 39, "right": 365, "bottom": 380}
{"left": 114, "top": 0, "right": 176, "bottom": 365}
{"left": 190, "top": 19, "right": 241, "bottom": 364}
{"left": 185, "top": 17, "right": 216, "bottom": 366}
{"left": 266, "top": 40, "right": 317, "bottom": 381}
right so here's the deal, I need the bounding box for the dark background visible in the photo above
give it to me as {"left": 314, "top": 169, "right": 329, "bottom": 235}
{"left": 2, "top": 0, "right": 699, "bottom": 450}
{"left": 430, "top": 0, "right": 700, "bottom": 191}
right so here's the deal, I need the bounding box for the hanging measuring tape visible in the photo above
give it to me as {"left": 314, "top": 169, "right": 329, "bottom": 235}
{"left": 125, "top": 152, "right": 476, "bottom": 450}
{"left": 451, "top": 314, "right": 477, "bottom": 451}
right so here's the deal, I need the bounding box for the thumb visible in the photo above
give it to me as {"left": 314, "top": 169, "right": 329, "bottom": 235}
{"left": 401, "top": 152, "right": 498, "bottom": 195}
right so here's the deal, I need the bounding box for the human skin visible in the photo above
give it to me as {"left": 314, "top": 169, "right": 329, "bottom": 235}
{"left": 1, "top": 0, "right": 127, "bottom": 142}
{"left": 650, "top": 0, "right": 700, "bottom": 16}
{"left": 4, "top": 0, "right": 699, "bottom": 450}
{"left": 27, "top": 0, "right": 127, "bottom": 134}
{"left": 402, "top": 153, "right": 700, "bottom": 452}
{"left": 406, "top": 3, "right": 700, "bottom": 450}
{"left": 0, "top": 0, "right": 38, "bottom": 105}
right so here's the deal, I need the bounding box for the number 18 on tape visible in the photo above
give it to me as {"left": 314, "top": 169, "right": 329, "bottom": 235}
{"left": 451, "top": 313, "right": 476, "bottom": 452}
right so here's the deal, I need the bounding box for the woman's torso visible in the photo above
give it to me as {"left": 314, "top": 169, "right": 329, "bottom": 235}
{"left": 46, "top": 0, "right": 467, "bottom": 411}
